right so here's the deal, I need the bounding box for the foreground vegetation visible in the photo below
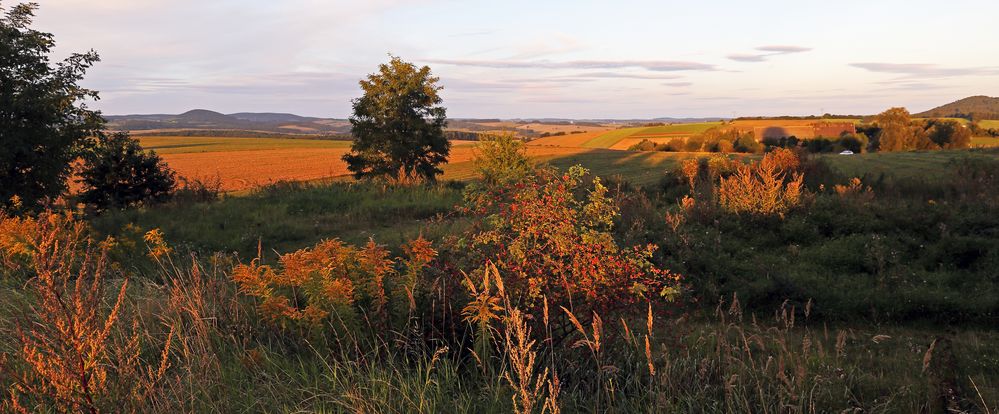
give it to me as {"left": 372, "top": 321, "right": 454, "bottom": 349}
{"left": 4, "top": 137, "right": 998, "bottom": 412}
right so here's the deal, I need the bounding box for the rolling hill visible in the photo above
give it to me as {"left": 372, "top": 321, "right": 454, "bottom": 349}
{"left": 105, "top": 109, "right": 351, "bottom": 134}
{"left": 915, "top": 95, "right": 999, "bottom": 120}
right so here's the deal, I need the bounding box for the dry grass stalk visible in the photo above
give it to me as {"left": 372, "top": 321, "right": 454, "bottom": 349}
{"left": 1, "top": 212, "right": 172, "bottom": 413}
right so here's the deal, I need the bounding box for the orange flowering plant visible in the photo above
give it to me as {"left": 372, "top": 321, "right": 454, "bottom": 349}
{"left": 231, "top": 237, "right": 436, "bottom": 332}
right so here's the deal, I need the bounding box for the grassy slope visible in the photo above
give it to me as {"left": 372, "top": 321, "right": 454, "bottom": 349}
{"left": 581, "top": 127, "right": 644, "bottom": 148}
{"left": 980, "top": 119, "right": 999, "bottom": 129}
{"left": 821, "top": 149, "right": 999, "bottom": 181}
{"left": 444, "top": 149, "right": 721, "bottom": 186}
{"left": 91, "top": 182, "right": 465, "bottom": 259}
{"left": 105, "top": 148, "right": 999, "bottom": 261}
{"left": 629, "top": 122, "right": 721, "bottom": 136}
{"left": 582, "top": 123, "right": 721, "bottom": 149}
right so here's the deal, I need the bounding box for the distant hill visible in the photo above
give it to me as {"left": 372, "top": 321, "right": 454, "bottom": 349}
{"left": 915, "top": 96, "right": 999, "bottom": 120}
{"left": 106, "top": 109, "right": 351, "bottom": 135}
{"left": 228, "top": 112, "right": 321, "bottom": 123}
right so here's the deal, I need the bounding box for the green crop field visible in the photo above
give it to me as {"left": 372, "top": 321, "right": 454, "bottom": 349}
{"left": 137, "top": 136, "right": 352, "bottom": 154}
{"left": 629, "top": 122, "right": 722, "bottom": 136}
{"left": 580, "top": 127, "right": 645, "bottom": 148}
{"left": 581, "top": 122, "right": 721, "bottom": 148}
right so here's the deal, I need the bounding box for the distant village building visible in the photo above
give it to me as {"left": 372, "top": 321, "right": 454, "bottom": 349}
{"left": 750, "top": 122, "right": 856, "bottom": 140}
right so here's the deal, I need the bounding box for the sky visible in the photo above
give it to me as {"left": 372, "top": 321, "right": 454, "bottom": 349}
{"left": 31, "top": 0, "right": 999, "bottom": 119}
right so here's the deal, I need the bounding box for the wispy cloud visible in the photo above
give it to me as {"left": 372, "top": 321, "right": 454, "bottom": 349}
{"left": 567, "top": 72, "right": 683, "bottom": 80}
{"left": 665, "top": 82, "right": 693, "bottom": 87}
{"left": 757, "top": 45, "right": 811, "bottom": 53}
{"left": 727, "top": 54, "right": 768, "bottom": 63}
{"left": 727, "top": 45, "right": 811, "bottom": 62}
{"left": 424, "top": 58, "right": 715, "bottom": 72}
{"left": 850, "top": 62, "right": 999, "bottom": 78}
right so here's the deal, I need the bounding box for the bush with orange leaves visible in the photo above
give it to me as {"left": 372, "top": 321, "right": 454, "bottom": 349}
{"left": 717, "top": 149, "right": 805, "bottom": 217}
{"left": 0, "top": 211, "right": 173, "bottom": 413}
{"left": 457, "top": 165, "right": 682, "bottom": 326}
{"left": 231, "top": 237, "right": 436, "bottom": 332}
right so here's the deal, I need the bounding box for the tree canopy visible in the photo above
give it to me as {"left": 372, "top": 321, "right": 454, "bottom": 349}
{"left": 0, "top": 2, "right": 104, "bottom": 211}
{"left": 342, "top": 56, "right": 450, "bottom": 182}
{"left": 873, "top": 107, "right": 916, "bottom": 152}
{"left": 77, "top": 132, "right": 176, "bottom": 212}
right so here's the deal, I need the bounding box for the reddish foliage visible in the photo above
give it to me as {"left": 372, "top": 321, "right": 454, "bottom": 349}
{"left": 456, "top": 165, "right": 681, "bottom": 319}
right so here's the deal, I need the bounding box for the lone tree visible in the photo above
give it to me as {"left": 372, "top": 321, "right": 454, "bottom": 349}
{"left": 77, "top": 132, "right": 176, "bottom": 212}
{"left": 343, "top": 56, "right": 450, "bottom": 182}
{"left": 0, "top": 2, "right": 104, "bottom": 211}
{"left": 873, "top": 107, "right": 916, "bottom": 152}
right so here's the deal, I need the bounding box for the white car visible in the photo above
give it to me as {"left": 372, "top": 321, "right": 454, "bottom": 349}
{"left": 839, "top": 150, "right": 854, "bottom": 155}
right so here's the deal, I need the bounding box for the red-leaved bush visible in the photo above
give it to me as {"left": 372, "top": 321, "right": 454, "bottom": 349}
{"left": 456, "top": 165, "right": 681, "bottom": 320}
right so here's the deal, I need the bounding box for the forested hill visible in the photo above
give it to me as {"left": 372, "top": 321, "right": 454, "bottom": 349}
{"left": 915, "top": 95, "right": 999, "bottom": 120}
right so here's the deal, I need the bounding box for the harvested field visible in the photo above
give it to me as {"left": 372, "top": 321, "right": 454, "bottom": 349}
{"left": 160, "top": 148, "right": 353, "bottom": 191}
{"left": 146, "top": 137, "right": 480, "bottom": 191}
{"left": 138, "top": 136, "right": 351, "bottom": 154}
{"left": 527, "top": 130, "right": 608, "bottom": 147}
{"left": 972, "top": 136, "right": 999, "bottom": 147}
{"left": 145, "top": 136, "right": 999, "bottom": 193}
{"left": 981, "top": 120, "right": 999, "bottom": 129}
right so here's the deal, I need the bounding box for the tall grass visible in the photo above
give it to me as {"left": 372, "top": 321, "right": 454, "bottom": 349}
{"left": 4, "top": 148, "right": 999, "bottom": 412}
{"left": 2, "top": 221, "right": 996, "bottom": 412}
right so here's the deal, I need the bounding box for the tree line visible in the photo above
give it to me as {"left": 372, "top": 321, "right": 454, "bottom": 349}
{"left": 631, "top": 107, "right": 974, "bottom": 155}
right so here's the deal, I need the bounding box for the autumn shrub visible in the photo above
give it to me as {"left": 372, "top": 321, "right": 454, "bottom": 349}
{"left": 77, "top": 132, "right": 177, "bottom": 212}
{"left": 454, "top": 164, "right": 682, "bottom": 330}
{"left": 717, "top": 149, "right": 804, "bottom": 217}
{"left": 833, "top": 177, "right": 875, "bottom": 203}
{"left": 231, "top": 237, "right": 436, "bottom": 335}
{"left": 173, "top": 174, "right": 224, "bottom": 204}
{"left": 473, "top": 133, "right": 535, "bottom": 188}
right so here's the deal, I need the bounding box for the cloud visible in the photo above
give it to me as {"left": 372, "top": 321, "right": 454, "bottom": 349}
{"left": 726, "top": 45, "right": 811, "bottom": 62}
{"left": 757, "top": 45, "right": 811, "bottom": 53}
{"left": 424, "top": 58, "right": 715, "bottom": 72}
{"left": 567, "top": 72, "right": 683, "bottom": 80}
{"left": 850, "top": 63, "right": 999, "bottom": 78}
{"left": 726, "top": 54, "right": 768, "bottom": 63}
{"left": 665, "top": 82, "right": 693, "bottom": 87}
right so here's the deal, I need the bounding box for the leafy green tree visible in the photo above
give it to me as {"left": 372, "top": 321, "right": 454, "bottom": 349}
{"left": 685, "top": 135, "right": 705, "bottom": 151}
{"left": 838, "top": 132, "right": 868, "bottom": 153}
{"left": 0, "top": 3, "right": 104, "bottom": 211}
{"left": 343, "top": 56, "right": 450, "bottom": 182}
{"left": 873, "top": 107, "right": 915, "bottom": 152}
{"left": 77, "top": 132, "right": 176, "bottom": 211}
{"left": 473, "top": 133, "right": 534, "bottom": 187}
{"left": 733, "top": 134, "right": 762, "bottom": 153}
{"left": 927, "top": 119, "right": 972, "bottom": 149}
{"left": 666, "top": 137, "right": 685, "bottom": 152}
